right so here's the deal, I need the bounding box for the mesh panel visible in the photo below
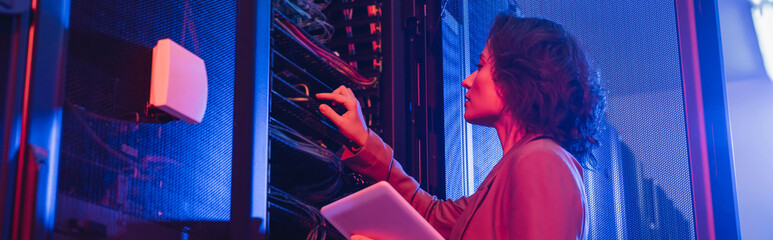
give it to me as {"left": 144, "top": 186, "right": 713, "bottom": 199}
{"left": 443, "top": 0, "right": 696, "bottom": 239}
{"left": 56, "top": 0, "right": 234, "bottom": 237}
{"left": 442, "top": 11, "right": 467, "bottom": 199}
{"left": 471, "top": 126, "right": 502, "bottom": 188}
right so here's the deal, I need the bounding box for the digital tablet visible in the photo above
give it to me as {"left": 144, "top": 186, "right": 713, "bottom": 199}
{"left": 321, "top": 181, "right": 444, "bottom": 240}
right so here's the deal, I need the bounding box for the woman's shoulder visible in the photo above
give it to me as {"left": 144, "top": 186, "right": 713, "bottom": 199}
{"left": 509, "top": 137, "right": 569, "bottom": 159}
{"left": 505, "top": 137, "right": 582, "bottom": 174}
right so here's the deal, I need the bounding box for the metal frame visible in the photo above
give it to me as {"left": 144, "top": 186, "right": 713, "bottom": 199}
{"left": 231, "top": 0, "right": 269, "bottom": 239}
{"left": 8, "top": 0, "right": 70, "bottom": 239}
{"left": 676, "top": 0, "right": 740, "bottom": 239}
{"left": 400, "top": 0, "right": 445, "bottom": 197}
{"left": 381, "top": 0, "right": 407, "bottom": 177}
{"left": 425, "top": 0, "right": 445, "bottom": 198}
{"left": 1, "top": 8, "right": 32, "bottom": 240}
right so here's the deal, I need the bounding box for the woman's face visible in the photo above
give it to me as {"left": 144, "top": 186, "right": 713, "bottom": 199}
{"left": 462, "top": 44, "right": 505, "bottom": 127}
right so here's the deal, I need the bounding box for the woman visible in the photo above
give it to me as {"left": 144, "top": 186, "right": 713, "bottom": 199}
{"left": 316, "top": 13, "right": 605, "bottom": 240}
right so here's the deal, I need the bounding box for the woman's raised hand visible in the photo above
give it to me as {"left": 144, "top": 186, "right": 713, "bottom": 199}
{"left": 315, "top": 86, "right": 369, "bottom": 147}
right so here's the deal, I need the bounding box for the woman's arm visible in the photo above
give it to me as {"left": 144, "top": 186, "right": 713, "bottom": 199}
{"left": 341, "top": 129, "right": 468, "bottom": 237}
{"left": 317, "top": 86, "right": 468, "bottom": 237}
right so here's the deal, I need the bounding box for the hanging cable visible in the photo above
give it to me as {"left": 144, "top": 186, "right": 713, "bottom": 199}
{"left": 275, "top": 18, "right": 377, "bottom": 86}
{"left": 269, "top": 186, "right": 331, "bottom": 240}
{"left": 274, "top": 0, "right": 335, "bottom": 43}
{"left": 268, "top": 119, "right": 344, "bottom": 204}
{"left": 286, "top": 83, "right": 311, "bottom": 102}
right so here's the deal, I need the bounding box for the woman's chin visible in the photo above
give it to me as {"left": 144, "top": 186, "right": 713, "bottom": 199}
{"left": 464, "top": 114, "right": 496, "bottom": 127}
{"left": 463, "top": 112, "right": 475, "bottom": 124}
{"left": 464, "top": 116, "right": 487, "bottom": 126}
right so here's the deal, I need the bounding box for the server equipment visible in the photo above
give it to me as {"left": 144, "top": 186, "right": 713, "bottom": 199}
{"left": 2, "top": 0, "right": 738, "bottom": 239}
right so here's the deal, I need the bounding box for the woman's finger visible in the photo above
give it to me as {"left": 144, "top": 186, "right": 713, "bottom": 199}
{"left": 343, "top": 87, "right": 359, "bottom": 109}
{"left": 341, "top": 87, "right": 352, "bottom": 97}
{"left": 318, "top": 104, "right": 345, "bottom": 126}
{"left": 315, "top": 93, "right": 349, "bottom": 104}
{"left": 332, "top": 85, "right": 347, "bottom": 95}
{"left": 316, "top": 93, "right": 359, "bottom": 111}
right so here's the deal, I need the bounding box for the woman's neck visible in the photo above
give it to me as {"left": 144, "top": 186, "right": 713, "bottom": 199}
{"left": 493, "top": 113, "right": 526, "bottom": 155}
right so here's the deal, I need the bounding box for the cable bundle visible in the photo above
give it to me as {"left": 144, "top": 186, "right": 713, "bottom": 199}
{"left": 269, "top": 186, "right": 331, "bottom": 240}
{"left": 275, "top": 18, "right": 377, "bottom": 86}
{"left": 274, "top": 0, "right": 335, "bottom": 43}
{"left": 268, "top": 119, "right": 344, "bottom": 204}
{"left": 269, "top": 119, "right": 340, "bottom": 167}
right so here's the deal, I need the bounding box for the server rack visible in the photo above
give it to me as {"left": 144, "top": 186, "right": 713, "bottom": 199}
{"left": 264, "top": 1, "right": 385, "bottom": 238}
{"left": 261, "top": 0, "right": 444, "bottom": 238}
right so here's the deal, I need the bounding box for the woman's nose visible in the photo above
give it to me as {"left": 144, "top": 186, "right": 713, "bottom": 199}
{"left": 462, "top": 71, "right": 475, "bottom": 89}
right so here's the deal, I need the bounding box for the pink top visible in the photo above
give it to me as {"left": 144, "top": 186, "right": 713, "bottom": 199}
{"left": 341, "top": 131, "right": 588, "bottom": 240}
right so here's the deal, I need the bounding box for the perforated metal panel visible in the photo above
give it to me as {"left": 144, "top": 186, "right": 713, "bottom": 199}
{"left": 55, "top": 0, "right": 235, "bottom": 238}
{"left": 442, "top": 0, "right": 696, "bottom": 239}
{"left": 442, "top": 9, "right": 468, "bottom": 199}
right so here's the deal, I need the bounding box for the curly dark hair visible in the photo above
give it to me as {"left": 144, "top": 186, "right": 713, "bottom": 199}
{"left": 487, "top": 13, "right": 606, "bottom": 169}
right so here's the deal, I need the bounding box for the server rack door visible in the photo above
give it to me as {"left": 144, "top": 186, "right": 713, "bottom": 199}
{"left": 50, "top": 0, "right": 239, "bottom": 239}
{"left": 3, "top": 1, "right": 273, "bottom": 239}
